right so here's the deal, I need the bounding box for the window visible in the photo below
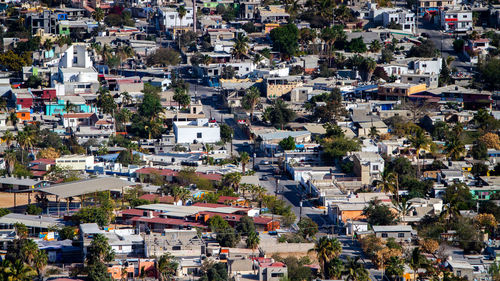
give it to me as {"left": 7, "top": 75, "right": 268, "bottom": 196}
{"left": 197, "top": 132, "right": 202, "bottom": 138}
{"left": 381, "top": 233, "right": 388, "bottom": 238}
{"left": 373, "top": 165, "right": 379, "bottom": 171}
{"left": 398, "top": 233, "right": 405, "bottom": 237}
{"left": 271, "top": 273, "right": 284, "bottom": 278}
{"left": 118, "top": 246, "right": 122, "bottom": 250}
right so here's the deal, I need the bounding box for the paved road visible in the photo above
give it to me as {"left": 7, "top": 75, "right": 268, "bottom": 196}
{"left": 418, "top": 18, "right": 472, "bottom": 72}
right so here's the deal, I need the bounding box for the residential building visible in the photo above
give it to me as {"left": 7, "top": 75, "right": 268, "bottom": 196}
{"left": 352, "top": 152, "right": 385, "bottom": 185}
{"left": 173, "top": 118, "right": 221, "bottom": 144}
{"left": 55, "top": 155, "right": 94, "bottom": 170}
{"left": 440, "top": 8, "right": 473, "bottom": 32}
{"left": 158, "top": 6, "right": 194, "bottom": 30}
{"left": 378, "top": 83, "right": 427, "bottom": 99}
{"left": 265, "top": 76, "right": 303, "bottom": 99}
{"left": 372, "top": 225, "right": 414, "bottom": 242}
{"left": 401, "top": 73, "right": 439, "bottom": 89}
{"left": 418, "top": 0, "right": 455, "bottom": 16}
{"left": 382, "top": 9, "right": 416, "bottom": 33}
{"left": 258, "top": 262, "right": 287, "bottom": 281}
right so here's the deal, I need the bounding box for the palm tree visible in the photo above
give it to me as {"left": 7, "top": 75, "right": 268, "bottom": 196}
{"left": 308, "top": 236, "right": 342, "bottom": 278}
{"left": 2, "top": 131, "right": 14, "bottom": 148}
{"left": 377, "top": 169, "right": 397, "bottom": 201}
{"left": 33, "top": 250, "right": 48, "bottom": 280}
{"left": 240, "top": 152, "right": 250, "bottom": 175}
{"left": 16, "top": 131, "right": 34, "bottom": 164}
{"left": 368, "top": 126, "right": 379, "bottom": 140}
{"left": 385, "top": 256, "right": 404, "bottom": 281}
{"left": 157, "top": 253, "right": 178, "bottom": 281}
{"left": 172, "top": 186, "right": 190, "bottom": 205}
{"left": 21, "top": 239, "right": 38, "bottom": 266}
{"left": 445, "top": 136, "right": 465, "bottom": 161}
{"left": 321, "top": 25, "right": 345, "bottom": 67}
{"left": 396, "top": 197, "right": 412, "bottom": 221}
{"left": 232, "top": 33, "right": 249, "bottom": 60}
{"left": 9, "top": 111, "right": 18, "bottom": 127}
{"left": 361, "top": 58, "right": 377, "bottom": 81}
{"left": 2, "top": 259, "right": 35, "bottom": 281}
{"left": 222, "top": 172, "right": 242, "bottom": 193}
{"left": 120, "top": 91, "right": 132, "bottom": 108}
{"left": 64, "top": 101, "right": 77, "bottom": 113}
{"left": 408, "top": 247, "right": 426, "bottom": 281}
{"left": 343, "top": 256, "right": 369, "bottom": 281}
{"left": 246, "top": 231, "right": 260, "bottom": 251}
{"left": 407, "top": 127, "right": 431, "bottom": 177}
{"left": 242, "top": 87, "right": 261, "bottom": 126}
{"left": 326, "top": 258, "right": 344, "bottom": 279}
{"left": 369, "top": 39, "right": 382, "bottom": 52}
{"left": 92, "top": 8, "right": 105, "bottom": 22}
{"left": 5, "top": 151, "right": 16, "bottom": 176}
{"left": 0, "top": 98, "right": 7, "bottom": 112}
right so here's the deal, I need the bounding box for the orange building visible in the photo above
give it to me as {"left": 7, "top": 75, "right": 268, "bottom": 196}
{"left": 330, "top": 203, "right": 367, "bottom": 224}
{"left": 107, "top": 259, "right": 157, "bottom": 280}
{"left": 16, "top": 109, "right": 31, "bottom": 122}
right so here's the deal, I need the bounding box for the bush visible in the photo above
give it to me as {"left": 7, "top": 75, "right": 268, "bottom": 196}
{"left": 26, "top": 204, "right": 43, "bottom": 215}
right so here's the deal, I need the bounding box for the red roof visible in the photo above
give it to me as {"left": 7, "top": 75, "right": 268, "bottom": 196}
{"left": 30, "top": 158, "right": 56, "bottom": 165}
{"left": 139, "top": 194, "right": 174, "bottom": 204}
{"left": 31, "top": 170, "right": 48, "bottom": 177}
{"left": 199, "top": 212, "right": 272, "bottom": 225}
{"left": 95, "top": 120, "right": 113, "bottom": 125}
{"left": 121, "top": 209, "right": 161, "bottom": 217}
{"left": 63, "top": 113, "right": 94, "bottom": 118}
{"left": 192, "top": 203, "right": 231, "bottom": 208}
{"left": 259, "top": 262, "right": 286, "bottom": 268}
{"left": 217, "top": 196, "right": 240, "bottom": 203}
{"left": 130, "top": 216, "right": 207, "bottom": 228}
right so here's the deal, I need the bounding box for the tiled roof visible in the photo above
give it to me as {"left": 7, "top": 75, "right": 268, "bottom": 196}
{"left": 63, "top": 113, "right": 94, "bottom": 118}
{"left": 130, "top": 216, "right": 207, "bottom": 228}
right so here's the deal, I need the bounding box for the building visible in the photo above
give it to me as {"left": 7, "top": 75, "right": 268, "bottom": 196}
{"left": 62, "top": 113, "right": 98, "bottom": 129}
{"left": 401, "top": 73, "right": 439, "bottom": 89}
{"left": 265, "top": 76, "right": 303, "bottom": 98}
{"left": 440, "top": 8, "right": 473, "bottom": 33}
{"left": 173, "top": 118, "right": 220, "bottom": 144}
{"left": 157, "top": 6, "right": 194, "bottom": 30}
{"left": 378, "top": 83, "right": 427, "bottom": 99}
{"left": 55, "top": 155, "right": 94, "bottom": 170}
{"left": 258, "top": 262, "right": 288, "bottom": 281}
{"left": 418, "top": 0, "right": 455, "bottom": 16}
{"left": 382, "top": 9, "right": 416, "bottom": 33}
{"left": 352, "top": 152, "right": 385, "bottom": 185}
{"left": 372, "top": 225, "right": 414, "bottom": 242}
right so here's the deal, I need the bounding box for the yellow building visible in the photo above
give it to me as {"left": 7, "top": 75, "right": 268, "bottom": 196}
{"left": 378, "top": 83, "right": 427, "bottom": 99}
{"left": 265, "top": 76, "right": 303, "bottom": 98}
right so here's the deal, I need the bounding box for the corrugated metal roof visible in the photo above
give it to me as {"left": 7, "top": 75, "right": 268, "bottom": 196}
{"left": 39, "top": 177, "right": 135, "bottom": 198}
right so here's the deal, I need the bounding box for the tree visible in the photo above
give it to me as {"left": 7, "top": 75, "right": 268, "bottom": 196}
{"left": 199, "top": 261, "right": 228, "bottom": 281}
{"left": 232, "top": 33, "right": 249, "bottom": 60}
{"left": 472, "top": 141, "right": 488, "bottom": 160}
{"left": 25, "top": 75, "right": 41, "bottom": 88}
{"left": 439, "top": 60, "right": 452, "bottom": 86}
{"left": 343, "top": 256, "right": 369, "bottom": 281}
{"left": 325, "top": 258, "right": 344, "bottom": 280}
{"left": 139, "top": 88, "right": 163, "bottom": 120}
{"left": 377, "top": 170, "right": 397, "bottom": 201}
{"left": 220, "top": 123, "right": 233, "bottom": 143}
{"left": 471, "top": 162, "right": 489, "bottom": 177}
{"left": 362, "top": 200, "right": 398, "bottom": 225}
{"left": 33, "top": 250, "right": 48, "bottom": 280}
{"left": 419, "top": 239, "right": 439, "bottom": 254}
{"left": 369, "top": 40, "right": 382, "bottom": 52}
{"left": 360, "top": 58, "right": 377, "bottom": 81}
{"left": 385, "top": 256, "right": 404, "bottom": 280}
{"left": 320, "top": 25, "right": 345, "bottom": 67}
{"left": 308, "top": 236, "right": 342, "bottom": 278}
{"left": 263, "top": 99, "right": 296, "bottom": 129}
{"left": 173, "top": 88, "right": 190, "bottom": 109}
{"left": 320, "top": 136, "right": 360, "bottom": 162}
{"left": 208, "top": 215, "right": 241, "bottom": 247}
{"left": 297, "top": 217, "right": 318, "bottom": 239}
{"left": 241, "top": 87, "right": 261, "bottom": 125}
{"left": 479, "top": 58, "right": 500, "bottom": 90}
{"left": 479, "top": 133, "right": 500, "bottom": 149}
{"left": 16, "top": 130, "right": 35, "bottom": 164}
{"left": 443, "top": 183, "right": 475, "bottom": 211}
{"left": 407, "top": 40, "right": 438, "bottom": 57}
{"left": 381, "top": 48, "right": 394, "bottom": 63}
{"left": 97, "top": 89, "right": 117, "bottom": 115}
{"left": 445, "top": 136, "right": 465, "bottom": 161}
{"left": 37, "top": 147, "right": 60, "bottom": 159}
{"left": 407, "top": 127, "right": 431, "bottom": 177}
{"left": 146, "top": 48, "right": 181, "bottom": 66}
{"left": 270, "top": 23, "right": 299, "bottom": 59}
{"left": 407, "top": 247, "right": 426, "bottom": 281}
{"left": 2, "top": 130, "right": 15, "bottom": 148}
{"left": 236, "top": 216, "right": 255, "bottom": 236}
{"left": 92, "top": 8, "right": 105, "bottom": 22}
{"left": 157, "top": 253, "right": 178, "bottom": 281}
{"left": 347, "top": 37, "right": 367, "bottom": 53}
{"left": 1, "top": 259, "right": 35, "bottom": 281}
{"left": 279, "top": 136, "right": 295, "bottom": 151}
{"left": 246, "top": 231, "right": 260, "bottom": 250}
{"left": 4, "top": 151, "right": 16, "bottom": 176}
{"left": 239, "top": 152, "right": 250, "bottom": 175}
{"left": 58, "top": 226, "right": 76, "bottom": 240}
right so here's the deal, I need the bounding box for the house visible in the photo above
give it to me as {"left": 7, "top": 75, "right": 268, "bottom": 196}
{"left": 401, "top": 73, "right": 439, "bottom": 89}
{"left": 440, "top": 8, "right": 473, "bottom": 33}
{"left": 144, "top": 229, "right": 204, "bottom": 258}
{"left": 382, "top": 9, "right": 416, "bottom": 33}
{"left": 258, "top": 262, "right": 288, "bottom": 281}
{"left": 418, "top": 0, "right": 455, "bottom": 16}
{"left": 372, "top": 225, "right": 414, "bottom": 242}
{"left": 257, "top": 5, "right": 289, "bottom": 23}
{"left": 157, "top": 6, "right": 194, "bottom": 30}
{"left": 173, "top": 118, "right": 221, "bottom": 144}
{"left": 0, "top": 177, "right": 47, "bottom": 191}
{"left": 265, "top": 76, "right": 303, "bottom": 99}
{"left": 444, "top": 259, "right": 474, "bottom": 280}
{"left": 55, "top": 155, "right": 94, "bottom": 170}
{"left": 0, "top": 213, "right": 66, "bottom": 236}
{"left": 62, "top": 113, "right": 98, "bottom": 129}
{"left": 352, "top": 152, "right": 385, "bottom": 185}
{"left": 329, "top": 203, "right": 367, "bottom": 225}
{"left": 378, "top": 83, "right": 427, "bottom": 99}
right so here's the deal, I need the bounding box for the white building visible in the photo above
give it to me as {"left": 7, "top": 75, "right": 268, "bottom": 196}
{"left": 382, "top": 9, "right": 416, "bottom": 33}
{"left": 173, "top": 118, "right": 220, "bottom": 144}
{"left": 412, "top": 57, "right": 443, "bottom": 75}
{"left": 54, "top": 44, "right": 98, "bottom": 87}
{"left": 56, "top": 155, "right": 94, "bottom": 170}
{"left": 158, "top": 6, "right": 194, "bottom": 29}
{"left": 440, "top": 8, "right": 473, "bottom": 32}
